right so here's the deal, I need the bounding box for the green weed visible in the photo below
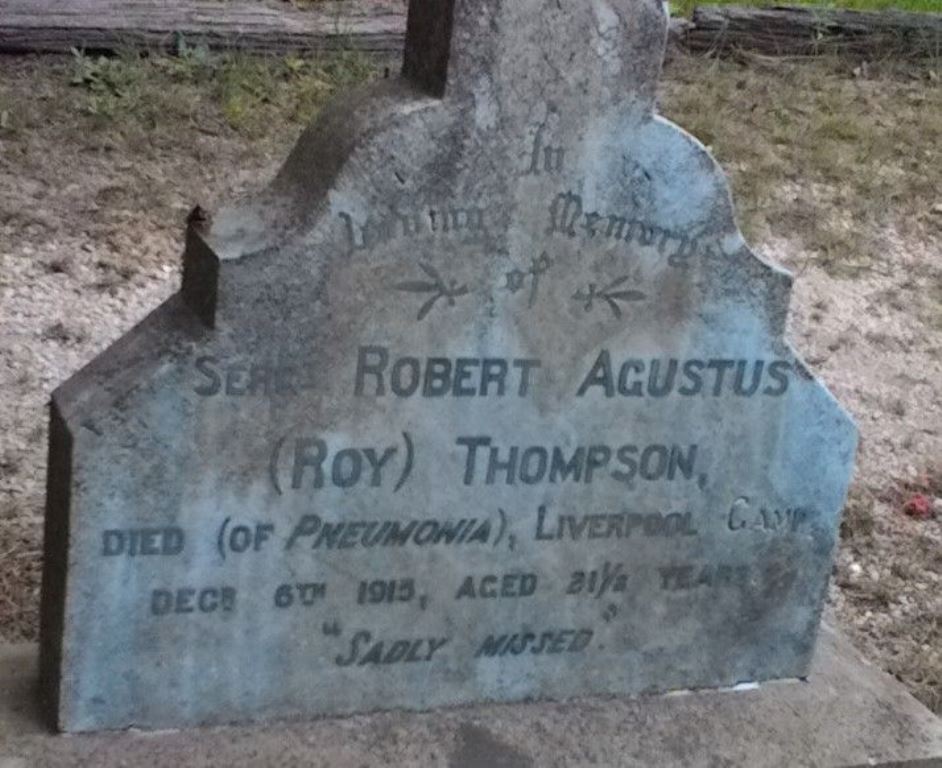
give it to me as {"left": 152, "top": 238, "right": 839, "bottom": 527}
{"left": 660, "top": 56, "right": 942, "bottom": 277}
{"left": 671, "top": 0, "right": 942, "bottom": 16}
{"left": 68, "top": 46, "right": 376, "bottom": 134}
{"left": 62, "top": 47, "right": 942, "bottom": 281}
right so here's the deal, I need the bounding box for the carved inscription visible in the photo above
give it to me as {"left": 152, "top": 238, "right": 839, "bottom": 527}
{"left": 547, "top": 190, "right": 714, "bottom": 268}
{"left": 526, "top": 125, "right": 566, "bottom": 176}
{"left": 194, "top": 356, "right": 317, "bottom": 397}
{"left": 99, "top": 317, "right": 820, "bottom": 683}
{"left": 728, "top": 497, "right": 814, "bottom": 533}
{"left": 109, "top": 326, "right": 816, "bottom": 675}
{"left": 577, "top": 352, "right": 792, "bottom": 398}
{"left": 103, "top": 527, "right": 185, "bottom": 557}
{"left": 335, "top": 633, "right": 449, "bottom": 667}
{"left": 504, "top": 252, "right": 553, "bottom": 308}
{"left": 339, "top": 206, "right": 490, "bottom": 253}
{"left": 475, "top": 629, "right": 593, "bottom": 658}
{"left": 354, "top": 346, "right": 541, "bottom": 398}
{"left": 456, "top": 439, "right": 699, "bottom": 487}
{"left": 393, "top": 263, "right": 470, "bottom": 320}
{"left": 572, "top": 277, "right": 646, "bottom": 318}
{"left": 535, "top": 507, "right": 698, "bottom": 541}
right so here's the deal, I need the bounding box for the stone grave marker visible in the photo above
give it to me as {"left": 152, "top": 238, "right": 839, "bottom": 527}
{"left": 40, "top": 0, "right": 857, "bottom": 732}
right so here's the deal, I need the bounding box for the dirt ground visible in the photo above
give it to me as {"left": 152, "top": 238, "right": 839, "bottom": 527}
{"left": 0, "top": 51, "right": 940, "bottom": 713}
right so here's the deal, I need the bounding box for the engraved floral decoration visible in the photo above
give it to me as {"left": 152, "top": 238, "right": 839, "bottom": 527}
{"left": 572, "top": 276, "right": 646, "bottom": 319}
{"left": 393, "top": 262, "right": 470, "bottom": 321}
{"left": 504, "top": 251, "right": 552, "bottom": 308}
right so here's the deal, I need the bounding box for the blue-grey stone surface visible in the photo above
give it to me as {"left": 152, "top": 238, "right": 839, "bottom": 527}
{"left": 7, "top": 628, "right": 942, "bottom": 766}
{"left": 40, "top": 0, "right": 857, "bottom": 732}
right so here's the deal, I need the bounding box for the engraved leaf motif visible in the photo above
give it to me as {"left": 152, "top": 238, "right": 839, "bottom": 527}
{"left": 602, "top": 275, "right": 630, "bottom": 292}
{"left": 419, "top": 262, "right": 444, "bottom": 284}
{"left": 606, "top": 290, "right": 646, "bottom": 302}
{"left": 417, "top": 295, "right": 442, "bottom": 321}
{"left": 393, "top": 280, "right": 440, "bottom": 293}
{"left": 394, "top": 262, "right": 469, "bottom": 320}
{"left": 572, "top": 275, "right": 647, "bottom": 319}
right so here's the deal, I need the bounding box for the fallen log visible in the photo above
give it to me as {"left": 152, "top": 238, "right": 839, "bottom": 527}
{"left": 682, "top": 5, "right": 942, "bottom": 58}
{"left": 0, "top": 1, "right": 939, "bottom": 59}
{"left": 0, "top": 0, "right": 407, "bottom": 56}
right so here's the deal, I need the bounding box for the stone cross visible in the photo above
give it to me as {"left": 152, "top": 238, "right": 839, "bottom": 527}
{"left": 41, "top": 0, "right": 857, "bottom": 732}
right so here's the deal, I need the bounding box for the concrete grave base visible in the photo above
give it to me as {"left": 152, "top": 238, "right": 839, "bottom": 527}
{"left": 2, "top": 626, "right": 940, "bottom": 767}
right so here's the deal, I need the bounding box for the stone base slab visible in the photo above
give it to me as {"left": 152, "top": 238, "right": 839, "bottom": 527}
{"left": 2, "top": 626, "right": 940, "bottom": 768}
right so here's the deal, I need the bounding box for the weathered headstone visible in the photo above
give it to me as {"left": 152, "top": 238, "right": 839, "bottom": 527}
{"left": 40, "top": 0, "right": 857, "bottom": 733}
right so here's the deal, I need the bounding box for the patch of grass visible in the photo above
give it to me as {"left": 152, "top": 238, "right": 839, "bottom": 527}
{"left": 660, "top": 56, "right": 942, "bottom": 277}
{"left": 926, "top": 270, "right": 942, "bottom": 329}
{"left": 68, "top": 46, "right": 377, "bottom": 136}
{"left": 33, "top": 49, "right": 942, "bottom": 281}
{"left": 671, "top": 0, "right": 942, "bottom": 16}
{"left": 0, "top": 518, "right": 43, "bottom": 644}
{"left": 889, "top": 615, "right": 942, "bottom": 714}
{"left": 841, "top": 485, "right": 877, "bottom": 543}
{"left": 0, "top": 92, "right": 13, "bottom": 135}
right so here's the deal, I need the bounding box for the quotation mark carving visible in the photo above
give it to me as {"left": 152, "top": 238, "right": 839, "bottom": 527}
{"left": 572, "top": 276, "right": 646, "bottom": 319}
{"left": 602, "top": 604, "right": 618, "bottom": 622}
{"left": 322, "top": 620, "right": 342, "bottom": 637}
{"left": 393, "top": 263, "right": 469, "bottom": 320}
{"left": 505, "top": 251, "right": 552, "bottom": 308}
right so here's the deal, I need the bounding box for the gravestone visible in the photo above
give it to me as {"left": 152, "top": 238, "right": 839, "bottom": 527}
{"left": 40, "top": 0, "right": 857, "bottom": 733}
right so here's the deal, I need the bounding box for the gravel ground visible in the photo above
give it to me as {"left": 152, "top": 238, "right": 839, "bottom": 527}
{"left": 1, "top": 52, "right": 940, "bottom": 713}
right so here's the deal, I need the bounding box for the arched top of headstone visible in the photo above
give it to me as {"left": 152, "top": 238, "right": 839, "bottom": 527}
{"left": 404, "top": 0, "right": 668, "bottom": 115}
